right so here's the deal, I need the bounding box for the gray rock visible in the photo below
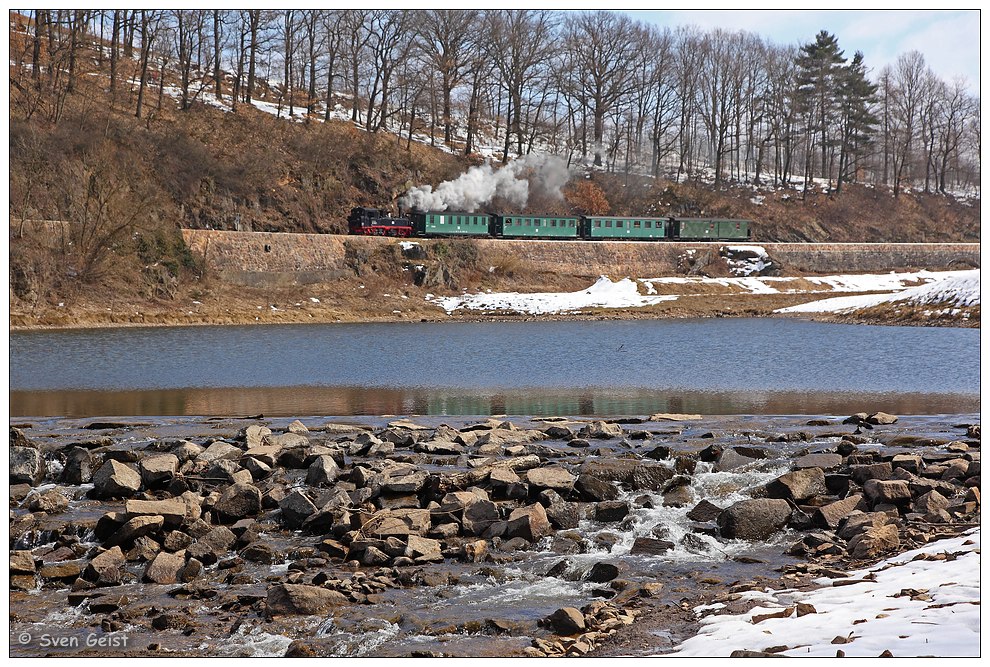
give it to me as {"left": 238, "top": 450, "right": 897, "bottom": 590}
{"left": 105, "top": 514, "right": 165, "bottom": 547}
{"left": 585, "top": 562, "right": 619, "bottom": 582}
{"left": 914, "top": 490, "right": 950, "bottom": 515}
{"left": 717, "top": 499, "right": 792, "bottom": 540}
{"left": 630, "top": 537, "right": 675, "bottom": 555}
{"left": 84, "top": 546, "right": 125, "bottom": 584}
{"left": 197, "top": 441, "right": 243, "bottom": 463}
{"left": 686, "top": 499, "right": 723, "bottom": 522}
{"left": 577, "top": 421, "right": 623, "bottom": 439}
{"left": 306, "top": 455, "right": 340, "bottom": 487}
{"left": 594, "top": 500, "right": 630, "bottom": 523}
{"left": 279, "top": 491, "right": 318, "bottom": 529}
{"left": 240, "top": 424, "right": 272, "bottom": 449}
{"left": 766, "top": 468, "right": 827, "bottom": 503}
{"left": 62, "top": 447, "right": 93, "bottom": 484}
{"left": 714, "top": 449, "right": 759, "bottom": 472}
{"left": 139, "top": 454, "right": 179, "bottom": 488}
{"left": 526, "top": 467, "right": 577, "bottom": 493}
{"left": 575, "top": 474, "right": 620, "bottom": 501}
{"left": 545, "top": 502, "right": 581, "bottom": 529}
{"left": 10, "top": 446, "right": 45, "bottom": 486}
{"left": 631, "top": 463, "right": 674, "bottom": 491}
{"left": 125, "top": 499, "right": 186, "bottom": 526}
{"left": 215, "top": 482, "right": 263, "bottom": 521}
{"left": 794, "top": 453, "right": 843, "bottom": 470}
{"left": 91, "top": 460, "right": 142, "bottom": 498}
{"left": 463, "top": 499, "right": 500, "bottom": 535}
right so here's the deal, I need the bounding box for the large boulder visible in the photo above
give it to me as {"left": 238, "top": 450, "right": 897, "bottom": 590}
{"left": 279, "top": 491, "right": 318, "bottom": 529}
{"left": 10, "top": 446, "right": 45, "bottom": 486}
{"left": 812, "top": 494, "right": 865, "bottom": 529}
{"left": 848, "top": 524, "right": 900, "bottom": 559}
{"left": 83, "top": 546, "right": 126, "bottom": 584}
{"left": 267, "top": 584, "right": 348, "bottom": 616}
{"left": 766, "top": 468, "right": 827, "bottom": 503}
{"left": 863, "top": 479, "right": 912, "bottom": 506}
{"left": 717, "top": 499, "right": 792, "bottom": 540}
{"left": 91, "top": 460, "right": 142, "bottom": 498}
{"left": 547, "top": 607, "right": 585, "bottom": 635}
{"left": 575, "top": 474, "right": 620, "bottom": 501}
{"left": 594, "top": 500, "right": 630, "bottom": 523}
{"left": 105, "top": 515, "right": 165, "bottom": 547}
{"left": 215, "top": 483, "right": 263, "bottom": 521}
{"left": 462, "top": 500, "right": 500, "bottom": 536}
{"left": 577, "top": 421, "right": 623, "bottom": 439}
{"left": 306, "top": 455, "right": 340, "bottom": 487}
{"left": 62, "top": 447, "right": 93, "bottom": 485}
{"left": 526, "top": 467, "right": 577, "bottom": 493}
{"left": 144, "top": 551, "right": 185, "bottom": 584}
{"left": 630, "top": 463, "right": 674, "bottom": 491}
{"left": 125, "top": 499, "right": 186, "bottom": 526}
{"left": 139, "top": 454, "right": 179, "bottom": 488}
{"left": 506, "top": 503, "right": 553, "bottom": 542}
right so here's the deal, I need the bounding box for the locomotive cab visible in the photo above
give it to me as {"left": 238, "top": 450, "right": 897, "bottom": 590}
{"left": 347, "top": 207, "right": 413, "bottom": 237}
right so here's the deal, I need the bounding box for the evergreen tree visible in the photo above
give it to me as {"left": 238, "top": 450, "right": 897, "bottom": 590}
{"left": 794, "top": 30, "right": 846, "bottom": 191}
{"left": 835, "top": 51, "right": 879, "bottom": 192}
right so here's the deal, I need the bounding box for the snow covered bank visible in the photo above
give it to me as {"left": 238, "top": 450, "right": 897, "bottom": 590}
{"left": 428, "top": 276, "right": 675, "bottom": 315}
{"left": 427, "top": 269, "right": 977, "bottom": 317}
{"left": 668, "top": 529, "right": 980, "bottom": 657}
{"left": 777, "top": 269, "right": 980, "bottom": 315}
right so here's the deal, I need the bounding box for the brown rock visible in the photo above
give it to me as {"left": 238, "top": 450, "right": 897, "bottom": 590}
{"left": 766, "top": 468, "right": 827, "bottom": 502}
{"left": 813, "top": 495, "right": 865, "bottom": 529}
{"left": 91, "top": 460, "right": 142, "bottom": 498}
{"left": 507, "top": 503, "right": 553, "bottom": 542}
{"left": 526, "top": 467, "right": 577, "bottom": 493}
{"left": 547, "top": 607, "right": 586, "bottom": 635}
{"left": 848, "top": 524, "right": 900, "bottom": 559}
{"left": 267, "top": 584, "right": 349, "bottom": 615}
{"left": 105, "top": 515, "right": 165, "bottom": 547}
{"left": 717, "top": 499, "right": 792, "bottom": 540}
{"left": 144, "top": 551, "right": 185, "bottom": 584}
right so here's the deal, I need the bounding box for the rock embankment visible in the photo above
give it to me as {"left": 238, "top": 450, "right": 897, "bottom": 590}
{"left": 7, "top": 414, "right": 981, "bottom": 656}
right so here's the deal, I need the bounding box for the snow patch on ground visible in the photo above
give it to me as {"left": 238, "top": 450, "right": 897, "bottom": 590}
{"left": 429, "top": 276, "right": 676, "bottom": 315}
{"left": 668, "top": 529, "right": 980, "bottom": 657}
{"left": 777, "top": 270, "right": 980, "bottom": 314}
{"left": 724, "top": 245, "right": 771, "bottom": 276}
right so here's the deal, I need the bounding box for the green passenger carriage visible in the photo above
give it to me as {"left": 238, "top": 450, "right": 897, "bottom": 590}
{"left": 670, "top": 218, "right": 750, "bottom": 240}
{"left": 493, "top": 214, "right": 580, "bottom": 239}
{"left": 410, "top": 211, "right": 491, "bottom": 237}
{"left": 581, "top": 216, "right": 668, "bottom": 240}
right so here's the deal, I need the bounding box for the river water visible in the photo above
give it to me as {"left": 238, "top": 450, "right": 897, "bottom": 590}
{"left": 9, "top": 319, "right": 979, "bottom": 417}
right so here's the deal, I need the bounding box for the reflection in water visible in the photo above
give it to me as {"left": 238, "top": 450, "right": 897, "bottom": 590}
{"left": 9, "top": 386, "right": 981, "bottom": 418}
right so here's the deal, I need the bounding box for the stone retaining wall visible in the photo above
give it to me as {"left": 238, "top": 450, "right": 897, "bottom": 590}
{"left": 182, "top": 230, "right": 980, "bottom": 286}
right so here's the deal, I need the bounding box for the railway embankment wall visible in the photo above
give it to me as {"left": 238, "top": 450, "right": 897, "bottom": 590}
{"left": 182, "top": 230, "right": 980, "bottom": 286}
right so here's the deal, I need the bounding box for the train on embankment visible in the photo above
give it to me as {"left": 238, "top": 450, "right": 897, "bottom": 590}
{"left": 347, "top": 207, "right": 752, "bottom": 242}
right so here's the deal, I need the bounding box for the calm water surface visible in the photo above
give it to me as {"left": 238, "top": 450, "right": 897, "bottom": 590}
{"left": 9, "top": 319, "right": 979, "bottom": 416}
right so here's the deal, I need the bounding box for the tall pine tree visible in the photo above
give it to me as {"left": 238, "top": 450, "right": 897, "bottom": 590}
{"left": 795, "top": 31, "right": 846, "bottom": 193}
{"left": 835, "top": 51, "right": 879, "bottom": 192}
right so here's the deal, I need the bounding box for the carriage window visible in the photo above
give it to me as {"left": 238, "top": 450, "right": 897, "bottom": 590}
{"left": 633, "top": 221, "right": 641, "bottom": 228}
{"left": 551, "top": 220, "right": 557, "bottom": 227}
{"left": 595, "top": 221, "right": 602, "bottom": 227}
{"left": 616, "top": 221, "right": 624, "bottom": 228}
{"left": 645, "top": 221, "right": 652, "bottom": 228}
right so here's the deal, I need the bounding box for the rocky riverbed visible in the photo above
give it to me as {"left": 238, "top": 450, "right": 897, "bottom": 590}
{"left": 8, "top": 412, "right": 981, "bottom": 657}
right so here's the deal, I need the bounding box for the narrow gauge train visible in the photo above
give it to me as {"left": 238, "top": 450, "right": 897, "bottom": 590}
{"left": 347, "top": 207, "right": 751, "bottom": 241}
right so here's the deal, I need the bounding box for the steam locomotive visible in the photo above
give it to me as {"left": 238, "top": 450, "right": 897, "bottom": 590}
{"left": 347, "top": 207, "right": 752, "bottom": 241}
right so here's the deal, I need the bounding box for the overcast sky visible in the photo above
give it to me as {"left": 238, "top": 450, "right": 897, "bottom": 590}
{"left": 621, "top": 9, "right": 980, "bottom": 90}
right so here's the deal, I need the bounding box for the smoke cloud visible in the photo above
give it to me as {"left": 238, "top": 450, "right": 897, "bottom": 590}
{"left": 400, "top": 154, "right": 571, "bottom": 212}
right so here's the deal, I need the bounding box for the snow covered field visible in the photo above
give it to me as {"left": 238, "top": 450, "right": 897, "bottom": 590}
{"left": 430, "top": 269, "right": 980, "bottom": 318}
{"left": 668, "top": 529, "right": 981, "bottom": 657}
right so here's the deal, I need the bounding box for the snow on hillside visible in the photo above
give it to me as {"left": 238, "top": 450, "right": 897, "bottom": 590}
{"left": 668, "top": 529, "right": 980, "bottom": 657}
{"left": 776, "top": 269, "right": 980, "bottom": 315}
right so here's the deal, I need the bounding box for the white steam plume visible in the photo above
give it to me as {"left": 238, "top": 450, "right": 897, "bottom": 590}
{"left": 400, "top": 154, "right": 571, "bottom": 212}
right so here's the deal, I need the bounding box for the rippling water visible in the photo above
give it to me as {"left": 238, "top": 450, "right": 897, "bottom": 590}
{"left": 9, "top": 319, "right": 979, "bottom": 416}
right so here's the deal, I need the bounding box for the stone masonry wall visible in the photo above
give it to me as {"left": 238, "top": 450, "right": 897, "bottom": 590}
{"left": 182, "top": 230, "right": 980, "bottom": 286}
